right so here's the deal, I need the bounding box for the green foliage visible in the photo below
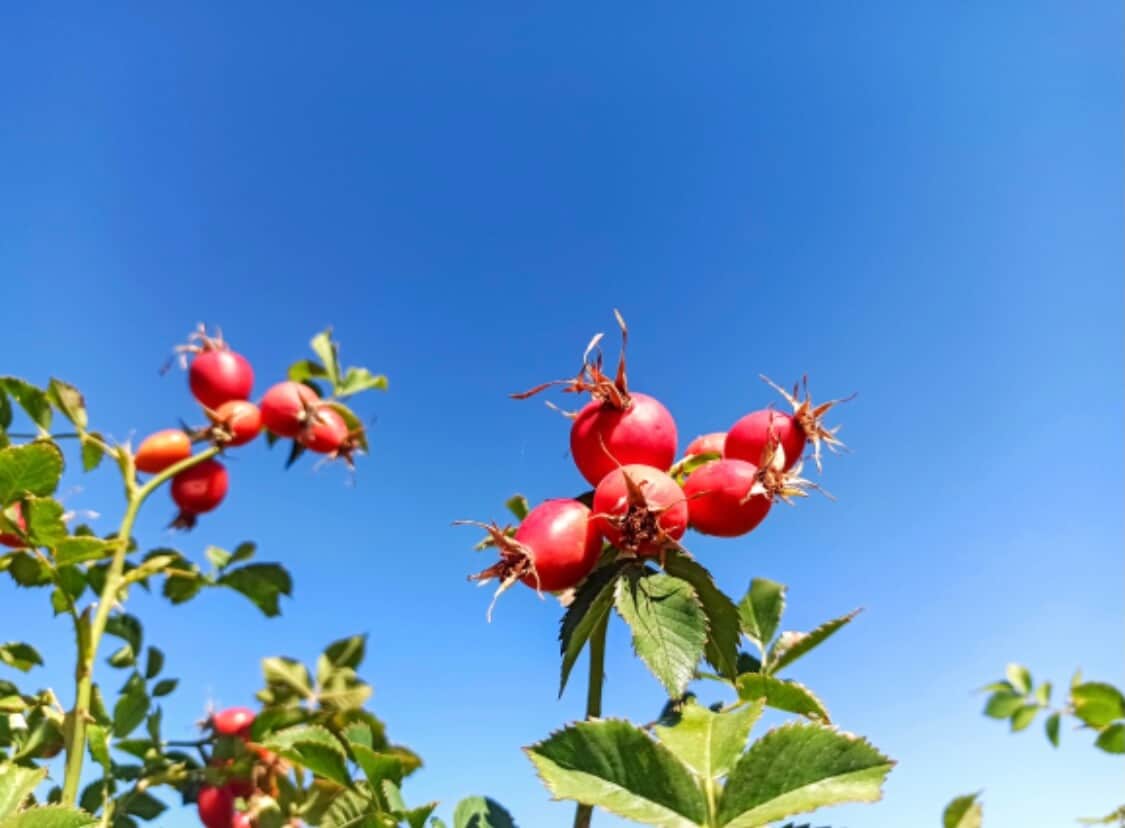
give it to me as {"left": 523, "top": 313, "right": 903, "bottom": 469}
{"left": 451, "top": 796, "right": 517, "bottom": 828}
{"left": 942, "top": 792, "right": 982, "bottom": 828}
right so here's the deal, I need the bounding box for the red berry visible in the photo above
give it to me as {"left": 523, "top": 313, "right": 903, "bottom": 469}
{"left": 298, "top": 405, "right": 349, "bottom": 454}
{"left": 232, "top": 813, "right": 253, "bottom": 828}
{"left": 171, "top": 460, "right": 228, "bottom": 528}
{"left": 197, "top": 785, "right": 235, "bottom": 828}
{"left": 135, "top": 429, "right": 192, "bottom": 474}
{"left": 212, "top": 707, "right": 255, "bottom": 738}
{"left": 683, "top": 459, "right": 771, "bottom": 537}
{"left": 514, "top": 500, "right": 602, "bottom": 591}
{"left": 0, "top": 503, "right": 26, "bottom": 548}
{"left": 725, "top": 410, "right": 805, "bottom": 472}
{"left": 684, "top": 432, "right": 726, "bottom": 457}
{"left": 570, "top": 393, "right": 678, "bottom": 487}
{"left": 260, "top": 382, "right": 319, "bottom": 438}
{"left": 190, "top": 350, "right": 254, "bottom": 411}
{"left": 212, "top": 401, "right": 262, "bottom": 447}
{"left": 592, "top": 464, "right": 688, "bottom": 556}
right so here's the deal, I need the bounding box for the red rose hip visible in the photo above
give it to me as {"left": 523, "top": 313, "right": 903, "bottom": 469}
{"left": 683, "top": 458, "right": 771, "bottom": 537}
{"left": 592, "top": 464, "right": 688, "bottom": 556}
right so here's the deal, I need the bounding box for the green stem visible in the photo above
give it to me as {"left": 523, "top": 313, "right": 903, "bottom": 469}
{"left": 572, "top": 611, "right": 609, "bottom": 828}
{"left": 60, "top": 446, "right": 220, "bottom": 806}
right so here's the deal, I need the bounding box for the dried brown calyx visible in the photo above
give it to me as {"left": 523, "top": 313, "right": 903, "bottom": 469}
{"left": 456, "top": 520, "right": 539, "bottom": 621}
{"left": 743, "top": 443, "right": 832, "bottom": 505}
{"left": 761, "top": 375, "right": 855, "bottom": 472}
{"left": 511, "top": 310, "right": 633, "bottom": 412}
{"left": 595, "top": 469, "right": 684, "bottom": 557}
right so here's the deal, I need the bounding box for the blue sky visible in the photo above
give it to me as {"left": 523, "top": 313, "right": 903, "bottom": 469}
{"left": 1, "top": 3, "right": 1121, "bottom": 825}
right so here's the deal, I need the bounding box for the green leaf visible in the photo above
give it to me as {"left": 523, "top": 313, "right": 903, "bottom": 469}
{"left": 1010, "top": 704, "right": 1038, "bottom": 732}
{"left": 614, "top": 570, "right": 707, "bottom": 698}
{"left": 1033, "top": 681, "right": 1052, "bottom": 706}
{"left": 112, "top": 674, "right": 149, "bottom": 738}
{"left": 525, "top": 719, "right": 707, "bottom": 828}
{"left": 767, "top": 609, "right": 861, "bottom": 674}
{"left": 1005, "top": 663, "right": 1031, "bottom": 695}
{"left": 337, "top": 368, "right": 388, "bottom": 398}
{"left": 504, "top": 496, "right": 529, "bottom": 521}
{"left": 0, "top": 805, "right": 98, "bottom": 827}
{"left": 983, "top": 692, "right": 1024, "bottom": 719}
{"left": 23, "top": 499, "right": 66, "bottom": 548}
{"left": 942, "top": 792, "right": 982, "bottom": 828}
{"left": 261, "top": 657, "right": 314, "bottom": 701}
{"left": 0, "top": 379, "right": 52, "bottom": 432}
{"left": 0, "top": 443, "right": 64, "bottom": 504}
{"left": 287, "top": 360, "right": 329, "bottom": 384}
{"left": 1078, "top": 807, "right": 1125, "bottom": 825}
{"left": 45, "top": 380, "right": 87, "bottom": 430}
{"left": 205, "top": 546, "right": 232, "bottom": 569}
{"left": 53, "top": 538, "right": 114, "bottom": 568}
{"left": 86, "top": 724, "right": 111, "bottom": 773}
{"left": 717, "top": 722, "right": 894, "bottom": 827}
{"left": 0, "top": 644, "right": 42, "bottom": 673}
{"left": 104, "top": 615, "right": 142, "bottom": 654}
{"left": 738, "top": 578, "right": 786, "bottom": 650}
{"left": 351, "top": 745, "right": 404, "bottom": 789}
{"left": 1045, "top": 712, "right": 1061, "bottom": 747}
{"left": 322, "top": 635, "right": 367, "bottom": 672}
{"left": 1071, "top": 682, "right": 1125, "bottom": 729}
{"left": 559, "top": 561, "right": 627, "bottom": 697}
{"left": 662, "top": 551, "right": 741, "bottom": 681}
{"left": 121, "top": 554, "right": 179, "bottom": 587}
{"left": 736, "top": 674, "right": 831, "bottom": 721}
{"left": 0, "top": 763, "right": 48, "bottom": 819}
{"left": 122, "top": 792, "right": 165, "bottom": 820}
{"left": 229, "top": 542, "right": 256, "bottom": 565}
{"left": 218, "top": 563, "right": 292, "bottom": 617}
{"left": 6, "top": 554, "right": 50, "bottom": 587}
{"left": 1094, "top": 722, "right": 1125, "bottom": 754}
{"left": 262, "top": 724, "right": 351, "bottom": 786}
{"left": 79, "top": 435, "right": 105, "bottom": 473}
{"left": 162, "top": 571, "right": 205, "bottom": 605}
{"left": 106, "top": 645, "right": 135, "bottom": 668}
{"left": 653, "top": 699, "right": 763, "bottom": 780}
{"left": 143, "top": 648, "right": 163, "bottom": 680}
{"left": 310, "top": 330, "right": 341, "bottom": 385}
{"left": 451, "top": 796, "right": 518, "bottom": 828}
{"left": 151, "top": 679, "right": 177, "bottom": 698}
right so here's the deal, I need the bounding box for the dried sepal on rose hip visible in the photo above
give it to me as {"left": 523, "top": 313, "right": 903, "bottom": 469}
{"left": 173, "top": 325, "right": 255, "bottom": 411}
{"left": 512, "top": 311, "right": 678, "bottom": 486}
{"left": 460, "top": 499, "right": 601, "bottom": 620}
{"left": 592, "top": 464, "right": 688, "bottom": 558}
{"left": 204, "top": 400, "right": 263, "bottom": 448}
{"left": 260, "top": 381, "right": 320, "bottom": 438}
{"left": 725, "top": 375, "right": 853, "bottom": 473}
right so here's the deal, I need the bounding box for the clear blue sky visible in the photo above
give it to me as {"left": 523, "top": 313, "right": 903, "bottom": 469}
{"left": 1, "top": 3, "right": 1121, "bottom": 826}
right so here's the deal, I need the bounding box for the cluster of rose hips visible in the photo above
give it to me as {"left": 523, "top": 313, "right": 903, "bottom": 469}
{"left": 196, "top": 706, "right": 284, "bottom": 828}
{"left": 467, "top": 313, "right": 848, "bottom": 609}
{"left": 133, "top": 327, "right": 360, "bottom": 529}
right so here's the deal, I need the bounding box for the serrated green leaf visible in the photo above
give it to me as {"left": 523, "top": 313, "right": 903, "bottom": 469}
{"left": 161, "top": 571, "right": 205, "bottom": 605}
{"left": 86, "top": 724, "right": 111, "bottom": 773}
{"left": 6, "top": 554, "right": 50, "bottom": 587}
{"left": 653, "top": 699, "right": 763, "bottom": 780}
{"left": 263, "top": 724, "right": 351, "bottom": 786}
{"left": 310, "top": 330, "right": 341, "bottom": 385}
{"left": 1005, "top": 663, "right": 1031, "bottom": 695}
{"left": 337, "top": 368, "right": 388, "bottom": 398}
{"left": 45, "top": 380, "right": 86, "bottom": 430}
{"left": 0, "top": 805, "right": 98, "bottom": 827}
{"left": 983, "top": 692, "right": 1024, "bottom": 719}
{"left": 1071, "top": 682, "right": 1125, "bottom": 729}
{"left": 0, "top": 763, "right": 47, "bottom": 819}
{"left": 738, "top": 578, "right": 786, "bottom": 650}
{"left": 559, "top": 561, "right": 627, "bottom": 697}
{"left": 104, "top": 615, "right": 142, "bottom": 654}
{"left": 0, "top": 644, "right": 42, "bottom": 673}
{"left": 717, "top": 722, "right": 894, "bottom": 827}
{"left": 736, "top": 674, "right": 831, "bottom": 721}
{"left": 452, "top": 796, "right": 517, "bottom": 828}
{"left": 262, "top": 657, "right": 314, "bottom": 701}
{"left": 287, "top": 360, "right": 329, "bottom": 384}
{"left": 151, "top": 679, "right": 177, "bottom": 698}
{"left": 1045, "top": 712, "right": 1061, "bottom": 747}
{"left": 663, "top": 552, "right": 741, "bottom": 681}
{"left": 23, "top": 499, "right": 66, "bottom": 548}
{"left": 352, "top": 745, "right": 403, "bottom": 789}
{"left": 112, "top": 674, "right": 148, "bottom": 738}
{"left": 1095, "top": 722, "right": 1125, "bottom": 754}
{"left": 322, "top": 635, "right": 366, "bottom": 672}
{"left": 767, "top": 610, "right": 861, "bottom": 675}
{"left": 526, "top": 719, "right": 707, "bottom": 828}
{"left": 614, "top": 570, "right": 707, "bottom": 698}
{"left": 0, "top": 380, "right": 51, "bottom": 432}
{"left": 1010, "top": 704, "right": 1038, "bottom": 732}
{"left": 943, "top": 792, "right": 982, "bottom": 828}
{"left": 53, "top": 538, "right": 114, "bottom": 568}
{"left": 79, "top": 435, "right": 105, "bottom": 473}
{"left": 218, "top": 563, "right": 292, "bottom": 617}
{"left": 0, "top": 444, "right": 64, "bottom": 505}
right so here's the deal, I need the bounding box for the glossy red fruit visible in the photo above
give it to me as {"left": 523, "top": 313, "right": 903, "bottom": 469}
{"left": 725, "top": 410, "right": 805, "bottom": 472}
{"left": 212, "top": 401, "right": 262, "bottom": 447}
{"left": 260, "top": 382, "right": 319, "bottom": 438}
{"left": 232, "top": 813, "right": 253, "bottom": 828}
{"left": 213, "top": 707, "right": 255, "bottom": 738}
{"left": 684, "top": 432, "right": 726, "bottom": 457}
{"left": 592, "top": 464, "right": 688, "bottom": 556}
{"left": 514, "top": 500, "right": 602, "bottom": 591}
{"left": 298, "top": 405, "right": 349, "bottom": 453}
{"left": 170, "top": 460, "right": 228, "bottom": 527}
{"left": 191, "top": 350, "right": 254, "bottom": 410}
{"left": 135, "top": 429, "right": 193, "bottom": 474}
{"left": 197, "top": 785, "right": 235, "bottom": 828}
{"left": 571, "top": 393, "right": 678, "bottom": 487}
{"left": 0, "top": 503, "right": 26, "bottom": 548}
{"left": 683, "top": 459, "right": 771, "bottom": 537}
